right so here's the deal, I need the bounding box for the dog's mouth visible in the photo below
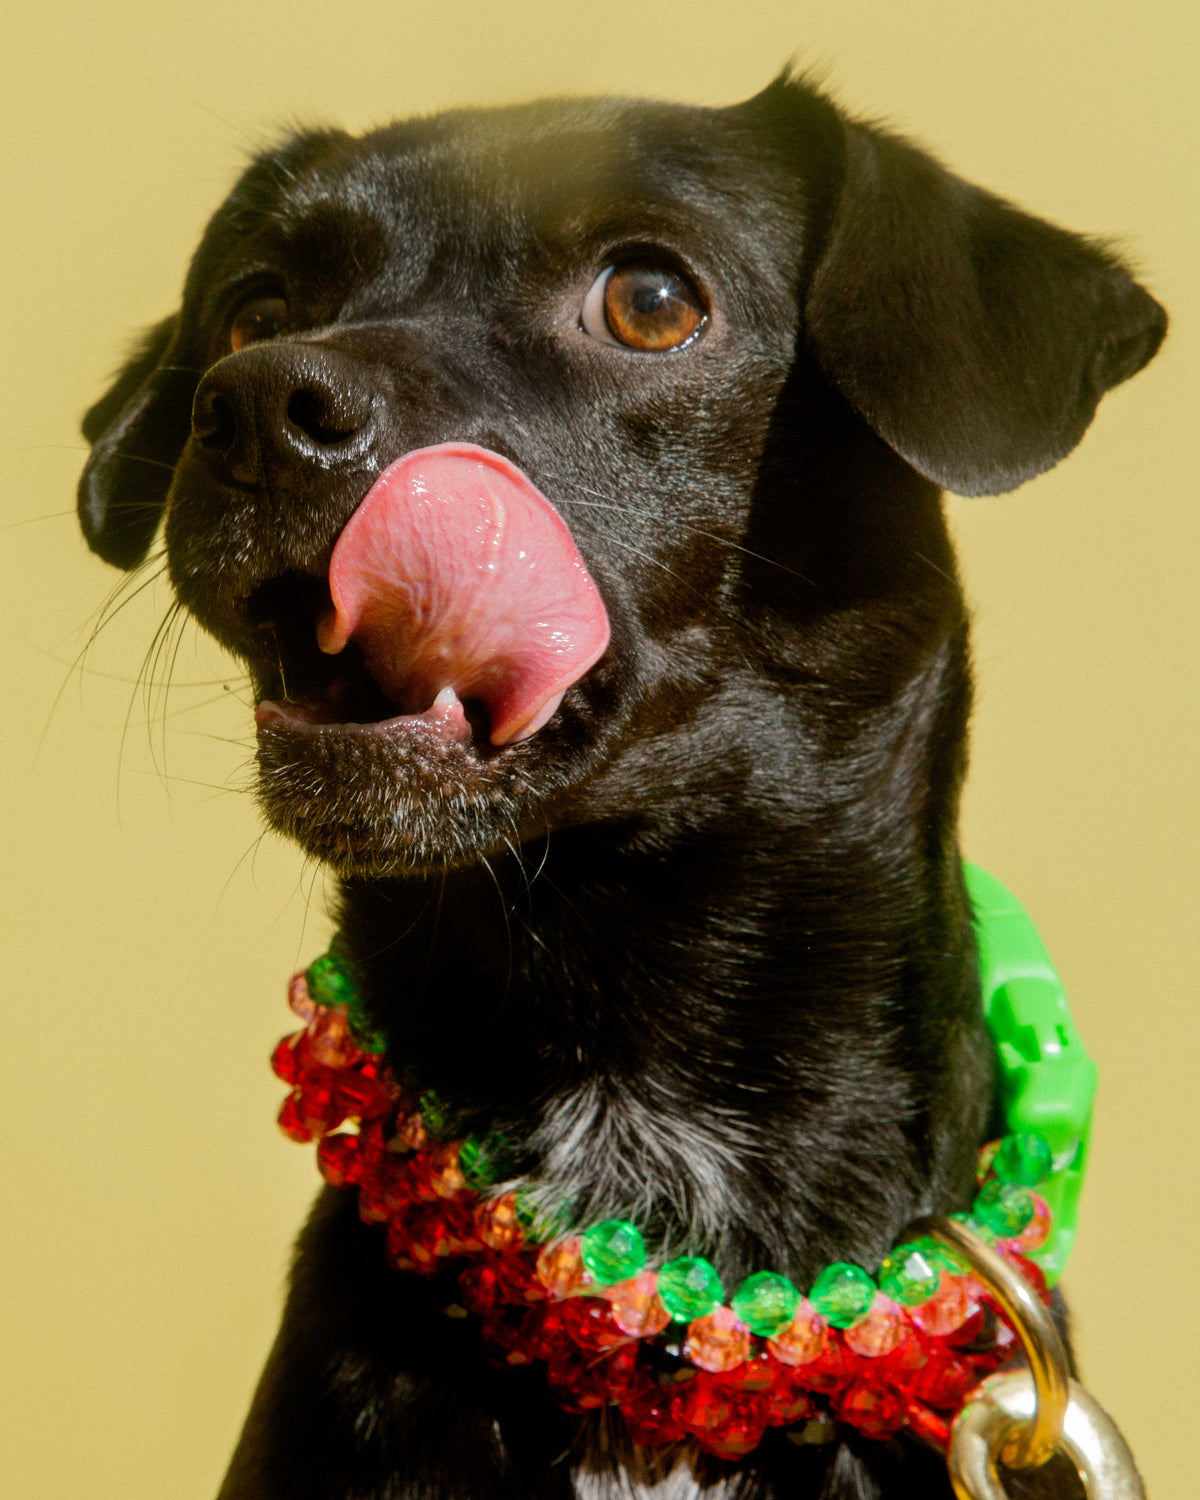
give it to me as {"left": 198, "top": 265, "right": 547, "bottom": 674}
{"left": 250, "top": 444, "right": 611, "bottom": 750}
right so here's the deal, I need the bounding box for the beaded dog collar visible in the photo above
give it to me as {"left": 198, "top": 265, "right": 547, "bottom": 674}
{"left": 271, "top": 865, "right": 1097, "bottom": 1461}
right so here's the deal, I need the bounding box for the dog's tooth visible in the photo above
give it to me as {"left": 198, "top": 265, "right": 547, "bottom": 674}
{"left": 431, "top": 685, "right": 460, "bottom": 709}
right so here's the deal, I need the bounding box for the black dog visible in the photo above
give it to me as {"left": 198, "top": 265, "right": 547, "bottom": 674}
{"left": 78, "top": 73, "right": 1164, "bottom": 1500}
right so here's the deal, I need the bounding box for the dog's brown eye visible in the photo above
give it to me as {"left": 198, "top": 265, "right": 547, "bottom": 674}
{"left": 228, "top": 295, "right": 289, "bottom": 353}
{"left": 581, "top": 264, "right": 707, "bottom": 351}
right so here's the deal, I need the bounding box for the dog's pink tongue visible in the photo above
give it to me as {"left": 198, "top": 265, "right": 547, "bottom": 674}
{"left": 318, "top": 444, "right": 610, "bottom": 745}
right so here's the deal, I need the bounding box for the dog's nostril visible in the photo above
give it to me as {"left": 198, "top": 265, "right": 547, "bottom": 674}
{"left": 194, "top": 390, "right": 238, "bottom": 452}
{"left": 286, "top": 387, "right": 365, "bottom": 447}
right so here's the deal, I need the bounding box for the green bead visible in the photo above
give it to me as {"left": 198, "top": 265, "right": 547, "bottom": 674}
{"left": 657, "top": 1257, "right": 724, "bottom": 1322}
{"left": 581, "top": 1220, "right": 648, "bottom": 1285}
{"left": 418, "top": 1090, "right": 455, "bottom": 1139}
{"left": 949, "top": 1211, "right": 998, "bottom": 1246}
{"left": 918, "top": 1233, "right": 969, "bottom": 1274}
{"left": 347, "top": 1005, "right": 387, "bottom": 1055}
{"left": 993, "top": 1131, "right": 1053, "bottom": 1187}
{"left": 809, "top": 1262, "right": 876, "bottom": 1329}
{"left": 306, "top": 951, "right": 359, "bottom": 1008}
{"left": 513, "top": 1187, "right": 573, "bottom": 1240}
{"left": 731, "top": 1270, "right": 801, "bottom": 1336}
{"left": 877, "top": 1240, "right": 942, "bottom": 1306}
{"left": 974, "top": 1179, "right": 1035, "bottom": 1238}
{"left": 458, "top": 1134, "right": 514, "bottom": 1192}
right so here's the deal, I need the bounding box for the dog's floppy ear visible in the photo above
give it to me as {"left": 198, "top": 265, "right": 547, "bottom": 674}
{"left": 78, "top": 313, "right": 197, "bottom": 568}
{"left": 803, "top": 116, "right": 1167, "bottom": 495}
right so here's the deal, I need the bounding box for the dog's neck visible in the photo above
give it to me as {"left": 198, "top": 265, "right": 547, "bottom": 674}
{"left": 335, "top": 677, "right": 992, "bottom": 1287}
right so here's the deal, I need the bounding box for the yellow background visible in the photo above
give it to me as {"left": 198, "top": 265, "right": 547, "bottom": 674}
{"left": 3, "top": 2, "right": 1195, "bottom": 1495}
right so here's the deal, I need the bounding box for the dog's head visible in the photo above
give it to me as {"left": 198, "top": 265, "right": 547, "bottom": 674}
{"left": 78, "top": 76, "right": 1165, "bottom": 878}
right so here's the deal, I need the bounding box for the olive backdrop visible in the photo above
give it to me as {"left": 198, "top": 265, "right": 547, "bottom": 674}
{"left": 3, "top": 2, "right": 1196, "bottom": 1496}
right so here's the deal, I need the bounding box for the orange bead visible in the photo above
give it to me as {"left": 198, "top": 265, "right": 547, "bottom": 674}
{"left": 1010, "top": 1192, "right": 1052, "bottom": 1252}
{"left": 606, "top": 1271, "right": 671, "bottom": 1338}
{"left": 304, "top": 1006, "right": 360, "bottom": 1067}
{"left": 684, "top": 1306, "right": 751, "bottom": 1373}
{"left": 766, "top": 1298, "right": 828, "bottom": 1365}
{"left": 288, "top": 971, "right": 317, "bottom": 1020}
{"left": 475, "top": 1192, "right": 525, "bottom": 1252}
{"left": 429, "top": 1141, "right": 467, "bottom": 1199}
{"left": 536, "top": 1236, "right": 591, "bottom": 1299}
{"left": 843, "top": 1293, "right": 906, "bottom": 1357}
{"left": 392, "top": 1112, "right": 427, "bottom": 1152}
{"left": 909, "top": 1274, "right": 977, "bottom": 1337}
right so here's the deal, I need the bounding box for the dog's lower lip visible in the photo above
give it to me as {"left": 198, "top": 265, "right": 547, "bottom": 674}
{"left": 254, "top": 687, "right": 474, "bottom": 744}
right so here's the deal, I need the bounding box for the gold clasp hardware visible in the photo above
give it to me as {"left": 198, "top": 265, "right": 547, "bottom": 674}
{"left": 909, "top": 1217, "right": 1146, "bottom": 1500}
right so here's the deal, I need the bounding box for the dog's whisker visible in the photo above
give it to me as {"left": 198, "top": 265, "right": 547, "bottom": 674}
{"left": 552, "top": 486, "right": 816, "bottom": 587}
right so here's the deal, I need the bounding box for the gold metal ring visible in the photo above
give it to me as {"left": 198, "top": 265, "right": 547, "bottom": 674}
{"left": 906, "top": 1214, "right": 1070, "bottom": 1469}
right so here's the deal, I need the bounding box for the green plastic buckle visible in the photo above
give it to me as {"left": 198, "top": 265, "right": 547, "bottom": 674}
{"left": 964, "top": 863, "right": 1097, "bottom": 1285}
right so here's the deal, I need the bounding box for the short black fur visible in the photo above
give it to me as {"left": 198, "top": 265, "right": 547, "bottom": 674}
{"left": 77, "top": 73, "right": 1164, "bottom": 1499}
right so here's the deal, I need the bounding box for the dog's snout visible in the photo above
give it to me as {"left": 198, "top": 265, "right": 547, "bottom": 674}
{"left": 191, "top": 344, "right": 382, "bottom": 486}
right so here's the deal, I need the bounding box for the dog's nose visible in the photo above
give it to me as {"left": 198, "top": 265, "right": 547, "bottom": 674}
{"left": 192, "top": 344, "right": 382, "bottom": 486}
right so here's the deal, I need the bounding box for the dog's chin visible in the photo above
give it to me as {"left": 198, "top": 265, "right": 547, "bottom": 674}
{"left": 253, "top": 706, "right": 572, "bottom": 878}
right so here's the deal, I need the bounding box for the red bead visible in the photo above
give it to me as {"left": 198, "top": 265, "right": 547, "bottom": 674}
{"left": 835, "top": 1380, "right": 906, "bottom": 1439}
{"left": 673, "top": 1372, "right": 732, "bottom": 1435}
{"left": 620, "top": 1382, "right": 686, "bottom": 1447}
{"left": 599, "top": 1341, "right": 642, "bottom": 1403}
{"left": 718, "top": 1352, "right": 777, "bottom": 1395}
{"left": 945, "top": 1306, "right": 986, "bottom": 1347}
{"left": 271, "top": 1034, "right": 302, "bottom": 1084}
{"left": 277, "top": 1090, "right": 312, "bottom": 1143}
{"left": 910, "top": 1350, "right": 977, "bottom": 1408}
{"left": 405, "top": 1151, "right": 441, "bottom": 1203}
{"left": 873, "top": 1326, "right": 926, "bottom": 1376}
{"left": 559, "top": 1295, "right": 628, "bottom": 1353}
{"left": 695, "top": 1406, "right": 767, "bottom": 1461}
{"left": 495, "top": 1250, "right": 547, "bottom": 1306}
{"left": 905, "top": 1401, "right": 951, "bottom": 1450}
{"left": 334, "top": 1069, "right": 393, "bottom": 1123}
{"left": 762, "top": 1366, "right": 814, "bottom": 1427}
{"left": 546, "top": 1339, "right": 628, "bottom": 1412}
{"left": 399, "top": 1199, "right": 479, "bottom": 1270}
{"left": 480, "top": 1303, "right": 541, "bottom": 1366}
{"left": 526, "top": 1302, "right": 570, "bottom": 1362}
{"left": 1001, "top": 1250, "right": 1051, "bottom": 1306}
{"left": 316, "top": 1132, "right": 362, "bottom": 1187}
{"left": 459, "top": 1257, "right": 504, "bottom": 1316}
{"left": 790, "top": 1335, "right": 857, "bottom": 1393}
{"left": 296, "top": 1069, "right": 347, "bottom": 1137}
